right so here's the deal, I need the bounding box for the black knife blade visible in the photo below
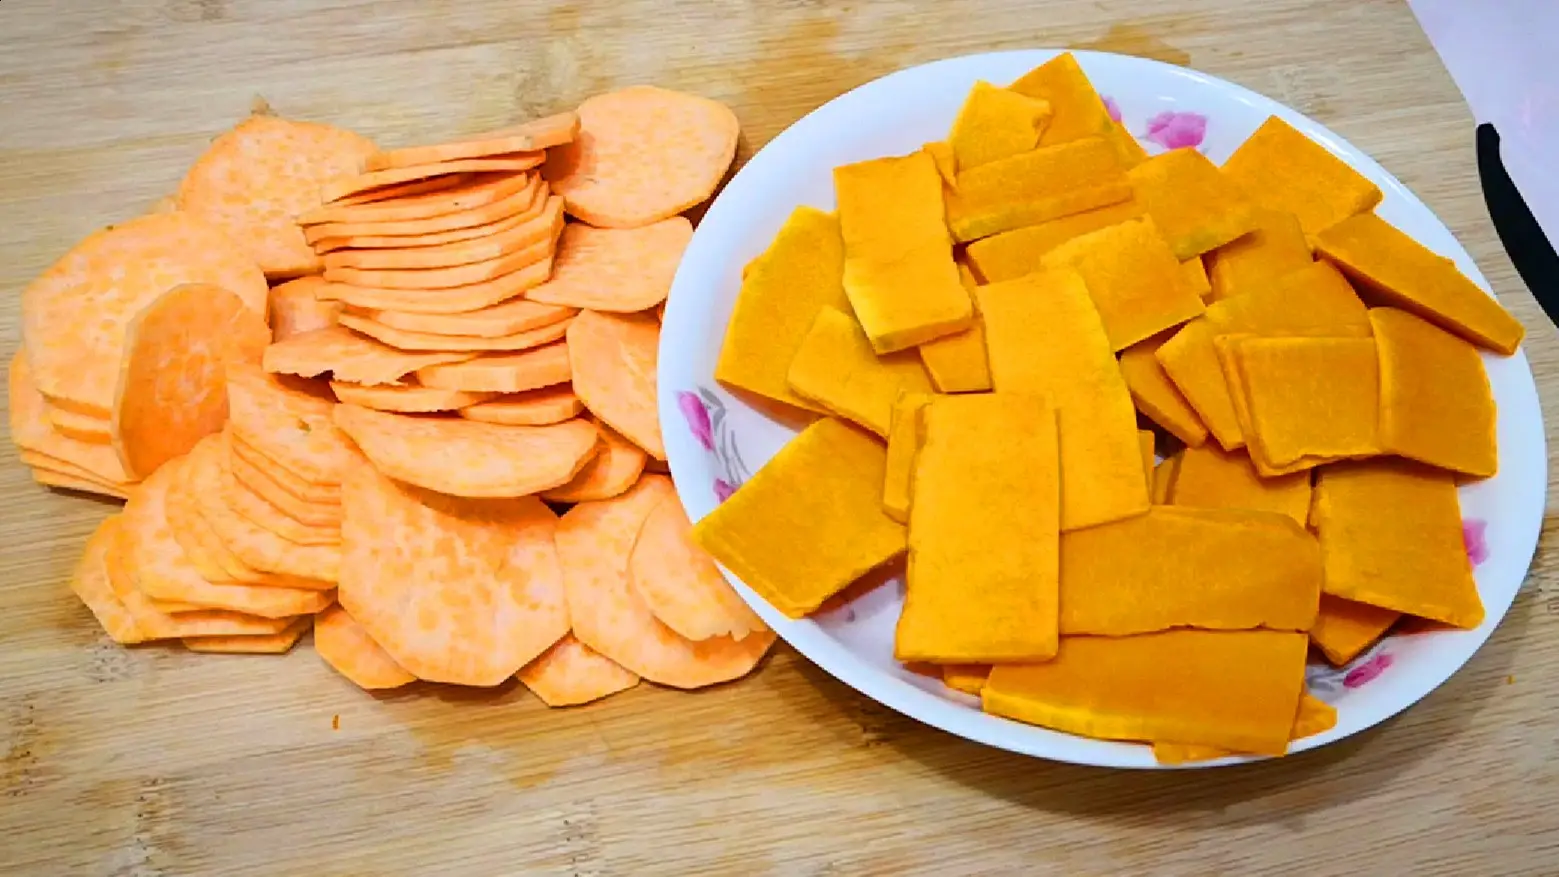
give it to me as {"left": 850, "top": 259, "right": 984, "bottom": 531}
{"left": 1476, "top": 122, "right": 1559, "bottom": 328}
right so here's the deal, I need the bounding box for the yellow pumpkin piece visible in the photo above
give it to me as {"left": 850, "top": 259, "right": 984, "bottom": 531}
{"left": 1312, "top": 459, "right": 1484, "bottom": 629}
{"left": 1059, "top": 506, "right": 1321, "bottom": 636}
{"left": 1138, "top": 429, "right": 1156, "bottom": 490}
{"left": 1316, "top": 213, "right": 1523, "bottom": 355}
{"left": 1370, "top": 307, "right": 1497, "bottom": 478}
{"left": 1180, "top": 257, "right": 1212, "bottom": 301}
{"left": 1311, "top": 594, "right": 1400, "bottom": 666}
{"left": 882, "top": 391, "right": 931, "bottom": 524}
{"left": 714, "top": 206, "right": 849, "bottom": 413}
{"left": 1008, "top": 52, "right": 1113, "bottom": 146}
{"left": 917, "top": 263, "right": 992, "bottom": 393}
{"left": 1233, "top": 336, "right": 1381, "bottom": 472}
{"left": 922, "top": 141, "right": 958, "bottom": 189}
{"left": 1152, "top": 693, "right": 1337, "bottom": 764}
{"left": 976, "top": 269, "right": 1149, "bottom": 531}
{"left": 1106, "top": 121, "right": 1149, "bottom": 167}
{"left": 897, "top": 393, "right": 1061, "bottom": 663}
{"left": 1152, "top": 450, "right": 1183, "bottom": 504}
{"left": 1205, "top": 209, "right": 1313, "bottom": 302}
{"left": 1127, "top": 148, "right": 1260, "bottom": 259}
{"left": 946, "top": 136, "right": 1132, "bottom": 243}
{"left": 1204, "top": 260, "right": 1370, "bottom": 335}
{"left": 1221, "top": 115, "right": 1383, "bottom": 237}
{"left": 965, "top": 199, "right": 1145, "bottom": 282}
{"left": 691, "top": 418, "right": 906, "bottom": 618}
{"left": 786, "top": 307, "right": 935, "bottom": 437}
{"left": 1169, "top": 442, "right": 1311, "bottom": 525}
{"left": 1158, "top": 320, "right": 1245, "bottom": 450}
{"left": 835, "top": 151, "right": 974, "bottom": 352}
{"left": 1040, "top": 217, "right": 1205, "bottom": 351}
{"left": 1118, "top": 335, "right": 1209, "bottom": 447}
{"left": 942, "top": 664, "right": 990, "bottom": 695}
{"left": 984, "top": 629, "right": 1309, "bottom": 756}
{"left": 948, "top": 80, "right": 1052, "bottom": 170}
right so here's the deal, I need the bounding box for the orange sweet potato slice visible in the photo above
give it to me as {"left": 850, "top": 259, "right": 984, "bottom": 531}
{"left": 322, "top": 225, "right": 559, "bottom": 291}
{"left": 459, "top": 385, "right": 583, "bottom": 426}
{"left": 319, "top": 155, "right": 543, "bottom": 204}
{"left": 228, "top": 434, "right": 342, "bottom": 505}
{"left": 226, "top": 361, "right": 356, "bottom": 483}
{"left": 47, "top": 404, "right": 111, "bottom": 444}
{"left": 313, "top": 603, "right": 416, "bottom": 690}
{"left": 30, "top": 465, "right": 131, "bottom": 501}
{"left": 166, "top": 452, "right": 323, "bottom": 587}
{"left": 348, "top": 298, "right": 574, "bottom": 339}
{"left": 339, "top": 463, "right": 569, "bottom": 685}
{"left": 540, "top": 420, "right": 647, "bottom": 502}
{"left": 567, "top": 310, "right": 663, "bottom": 459}
{"left": 223, "top": 446, "right": 340, "bottom": 528}
{"left": 329, "top": 381, "right": 496, "bottom": 413}
{"left": 9, "top": 351, "right": 135, "bottom": 486}
{"left": 111, "top": 283, "right": 272, "bottom": 479}
{"left": 262, "top": 325, "right": 478, "bottom": 386}
{"left": 313, "top": 257, "right": 555, "bottom": 314}
{"left": 269, "top": 276, "right": 343, "bottom": 340}
{"left": 322, "top": 196, "right": 566, "bottom": 272}
{"left": 545, "top": 86, "right": 739, "bottom": 227}
{"left": 310, "top": 201, "right": 540, "bottom": 253}
{"left": 517, "top": 633, "right": 640, "bottom": 707}
{"left": 221, "top": 457, "right": 341, "bottom": 547}
{"left": 366, "top": 111, "right": 579, "bottom": 171}
{"left": 182, "top": 616, "right": 312, "bottom": 654}
{"left": 302, "top": 174, "right": 544, "bottom": 239}
{"left": 628, "top": 492, "right": 766, "bottom": 641}
{"left": 105, "top": 538, "right": 296, "bottom": 641}
{"left": 559, "top": 476, "right": 776, "bottom": 688}
{"left": 328, "top": 173, "right": 475, "bottom": 208}
{"left": 177, "top": 114, "right": 377, "bottom": 277}
{"left": 333, "top": 403, "right": 601, "bottom": 497}
{"left": 336, "top": 311, "right": 572, "bottom": 352}
{"left": 71, "top": 517, "right": 148, "bottom": 644}
{"left": 21, "top": 212, "right": 267, "bottom": 416}
{"left": 525, "top": 218, "right": 692, "bottom": 311}
{"left": 414, "top": 341, "right": 572, "bottom": 393}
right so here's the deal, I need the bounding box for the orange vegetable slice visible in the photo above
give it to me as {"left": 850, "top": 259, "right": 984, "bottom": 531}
{"left": 70, "top": 517, "right": 148, "bottom": 644}
{"left": 319, "top": 155, "right": 543, "bottom": 205}
{"left": 322, "top": 196, "right": 565, "bottom": 272}
{"left": 30, "top": 465, "right": 131, "bottom": 501}
{"left": 540, "top": 420, "right": 647, "bottom": 502}
{"left": 220, "top": 456, "right": 341, "bottom": 547}
{"left": 9, "top": 351, "right": 135, "bottom": 486}
{"left": 327, "top": 173, "right": 475, "bottom": 208}
{"left": 347, "top": 298, "right": 574, "bottom": 339}
{"left": 567, "top": 310, "right": 663, "bottom": 459}
{"left": 329, "top": 381, "right": 496, "bottom": 413}
{"left": 166, "top": 453, "right": 320, "bottom": 587}
{"left": 313, "top": 603, "right": 416, "bottom": 690}
{"left": 545, "top": 86, "right": 739, "bottom": 228}
{"left": 338, "top": 463, "right": 569, "bottom": 685}
{"left": 313, "top": 256, "right": 555, "bottom": 314}
{"left": 303, "top": 174, "right": 544, "bottom": 241}
{"left": 300, "top": 172, "right": 537, "bottom": 227}
{"left": 333, "top": 403, "right": 601, "bottom": 497}
{"left": 182, "top": 616, "right": 312, "bottom": 654}
{"left": 269, "top": 276, "right": 343, "bottom": 340}
{"left": 335, "top": 311, "right": 572, "bottom": 352}
{"left": 262, "top": 325, "right": 478, "bottom": 386}
{"left": 628, "top": 493, "right": 766, "bottom": 641}
{"left": 226, "top": 361, "right": 355, "bottom": 483}
{"left": 525, "top": 218, "right": 692, "bottom": 311}
{"left": 517, "top": 633, "right": 640, "bottom": 707}
{"left": 321, "top": 213, "right": 561, "bottom": 290}
{"left": 414, "top": 341, "right": 572, "bottom": 393}
{"left": 222, "top": 445, "right": 340, "bottom": 528}
{"left": 228, "top": 433, "right": 342, "bottom": 505}
{"left": 459, "top": 385, "right": 583, "bottom": 426}
{"left": 365, "top": 111, "right": 579, "bottom": 171}
{"left": 176, "top": 114, "right": 377, "bottom": 277}
{"left": 47, "top": 405, "right": 111, "bottom": 444}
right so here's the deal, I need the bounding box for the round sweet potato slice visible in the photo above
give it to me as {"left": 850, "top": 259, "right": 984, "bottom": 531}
{"left": 459, "top": 385, "right": 583, "bottom": 426}
{"left": 517, "top": 633, "right": 639, "bottom": 707}
{"left": 337, "top": 312, "right": 572, "bottom": 353}
{"left": 540, "top": 420, "right": 646, "bottom": 503}
{"left": 328, "top": 173, "right": 474, "bottom": 208}
{"left": 220, "top": 458, "right": 341, "bottom": 547}
{"left": 48, "top": 405, "right": 111, "bottom": 444}
{"left": 414, "top": 342, "right": 571, "bottom": 393}
{"left": 365, "top": 111, "right": 578, "bottom": 171}
{"left": 228, "top": 434, "right": 342, "bottom": 505}
{"left": 176, "top": 114, "right": 377, "bottom": 277}
{"left": 320, "top": 210, "right": 561, "bottom": 290}
{"left": 322, "top": 196, "right": 565, "bottom": 272}
{"left": 71, "top": 517, "right": 148, "bottom": 644}
{"left": 544, "top": 86, "right": 738, "bottom": 228}
{"left": 329, "top": 381, "right": 496, "bottom": 413}
{"left": 226, "top": 360, "right": 355, "bottom": 483}
{"left": 628, "top": 492, "right": 765, "bottom": 641}
{"left": 9, "top": 350, "right": 135, "bottom": 486}
{"left": 319, "top": 155, "right": 543, "bottom": 205}
{"left": 269, "top": 276, "right": 343, "bottom": 341}
{"left": 313, "top": 257, "right": 554, "bottom": 314}
{"left": 338, "top": 463, "right": 569, "bottom": 686}
{"left": 302, "top": 174, "right": 543, "bottom": 238}
{"left": 567, "top": 310, "right": 664, "bottom": 459}
{"left": 526, "top": 218, "right": 691, "bottom": 312}
{"left": 262, "top": 325, "right": 478, "bottom": 387}
{"left": 313, "top": 603, "right": 416, "bottom": 690}
{"left": 348, "top": 298, "right": 573, "bottom": 339}
{"left": 182, "top": 615, "right": 312, "bottom": 654}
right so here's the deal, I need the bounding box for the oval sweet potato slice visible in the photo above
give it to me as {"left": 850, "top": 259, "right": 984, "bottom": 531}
{"left": 321, "top": 210, "right": 562, "bottom": 290}
{"left": 111, "top": 283, "right": 272, "bottom": 480}
{"left": 48, "top": 405, "right": 112, "bottom": 444}
{"left": 31, "top": 465, "right": 131, "bottom": 501}
{"left": 229, "top": 434, "right": 342, "bottom": 505}
{"left": 224, "top": 445, "right": 341, "bottom": 528}
{"left": 458, "top": 385, "right": 583, "bottom": 426}
{"left": 176, "top": 114, "right": 377, "bottom": 277}
{"left": 526, "top": 218, "right": 691, "bottom": 312}
{"left": 329, "top": 173, "right": 474, "bottom": 208}
{"left": 323, "top": 196, "right": 565, "bottom": 272}
{"left": 220, "top": 457, "right": 341, "bottom": 547}
{"left": 226, "top": 360, "right": 356, "bottom": 483}
{"left": 311, "top": 205, "right": 537, "bottom": 254}
{"left": 516, "top": 633, "right": 639, "bottom": 707}
{"left": 545, "top": 86, "right": 739, "bottom": 228}
{"left": 557, "top": 476, "right": 776, "bottom": 689}
{"left": 9, "top": 351, "right": 135, "bottom": 486}
{"left": 182, "top": 616, "right": 311, "bottom": 654}
{"left": 541, "top": 420, "right": 646, "bottom": 503}
{"left": 338, "top": 463, "right": 569, "bottom": 685}
{"left": 349, "top": 298, "right": 573, "bottom": 339}
{"left": 313, "top": 257, "right": 555, "bottom": 314}
{"left": 414, "top": 342, "right": 571, "bottom": 394}
{"left": 71, "top": 517, "right": 148, "bottom": 644}
{"left": 333, "top": 403, "right": 601, "bottom": 497}
{"left": 567, "top": 310, "right": 664, "bottom": 459}
{"left": 319, "top": 155, "right": 543, "bottom": 205}
{"left": 365, "top": 111, "right": 579, "bottom": 171}
{"left": 303, "top": 174, "right": 544, "bottom": 239}
{"left": 313, "top": 603, "right": 416, "bottom": 690}
{"left": 628, "top": 493, "right": 765, "bottom": 641}
{"left": 270, "top": 276, "right": 343, "bottom": 341}
{"left": 336, "top": 312, "right": 572, "bottom": 353}
{"left": 21, "top": 212, "right": 268, "bottom": 416}
{"left": 329, "top": 381, "right": 496, "bottom": 413}
{"left": 262, "top": 325, "right": 478, "bottom": 386}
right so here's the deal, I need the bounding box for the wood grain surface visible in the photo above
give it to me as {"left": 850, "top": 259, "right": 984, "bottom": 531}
{"left": 2, "top": 1, "right": 1556, "bottom": 874}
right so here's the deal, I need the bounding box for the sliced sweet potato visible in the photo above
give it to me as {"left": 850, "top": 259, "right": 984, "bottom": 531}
{"left": 300, "top": 172, "right": 537, "bottom": 226}
{"left": 226, "top": 360, "right": 356, "bottom": 483}
{"left": 558, "top": 476, "right": 776, "bottom": 688}
{"left": 302, "top": 174, "right": 544, "bottom": 239}
{"left": 47, "top": 404, "right": 111, "bottom": 444}
{"left": 221, "top": 456, "right": 341, "bottom": 547}
{"left": 177, "top": 114, "right": 377, "bottom": 276}
{"left": 313, "top": 603, "right": 416, "bottom": 690}
{"left": 228, "top": 433, "right": 342, "bottom": 505}
{"left": 322, "top": 196, "right": 565, "bottom": 272}
{"left": 30, "top": 465, "right": 131, "bottom": 501}
{"left": 333, "top": 403, "right": 601, "bottom": 497}
{"left": 319, "top": 155, "right": 543, "bottom": 205}
{"left": 414, "top": 341, "right": 571, "bottom": 393}
{"left": 9, "top": 351, "right": 135, "bottom": 486}
{"left": 182, "top": 616, "right": 311, "bottom": 654}
{"left": 517, "top": 633, "right": 640, "bottom": 707}
{"left": 540, "top": 420, "right": 646, "bottom": 502}
{"left": 223, "top": 444, "right": 340, "bottom": 528}
{"left": 348, "top": 298, "right": 574, "bottom": 339}
{"left": 336, "top": 311, "right": 572, "bottom": 352}
{"left": 21, "top": 212, "right": 267, "bottom": 416}
{"left": 567, "top": 310, "right": 663, "bottom": 459}
{"left": 70, "top": 517, "right": 148, "bottom": 644}
{"left": 329, "top": 381, "right": 496, "bottom": 413}
{"left": 105, "top": 541, "right": 296, "bottom": 642}
{"left": 628, "top": 492, "right": 765, "bottom": 641}
{"left": 310, "top": 202, "right": 539, "bottom": 253}
{"left": 321, "top": 218, "right": 560, "bottom": 291}
{"left": 525, "top": 218, "right": 692, "bottom": 311}
{"left": 166, "top": 453, "right": 322, "bottom": 587}
{"left": 262, "top": 325, "right": 478, "bottom": 386}
{"left": 313, "top": 257, "right": 555, "bottom": 314}
{"left": 269, "top": 276, "right": 343, "bottom": 340}
{"left": 328, "top": 173, "right": 475, "bottom": 208}
{"left": 111, "top": 283, "right": 272, "bottom": 479}
{"left": 338, "top": 463, "right": 569, "bottom": 685}
{"left": 459, "top": 385, "right": 583, "bottom": 426}
{"left": 545, "top": 86, "right": 738, "bottom": 227}
{"left": 366, "top": 111, "right": 579, "bottom": 171}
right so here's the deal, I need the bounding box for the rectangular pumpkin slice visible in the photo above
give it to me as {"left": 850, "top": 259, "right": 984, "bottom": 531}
{"left": 1152, "top": 693, "right": 1337, "bottom": 764}
{"left": 983, "top": 629, "right": 1309, "bottom": 756}
{"left": 965, "top": 199, "right": 1145, "bottom": 282}
{"left": 942, "top": 664, "right": 991, "bottom": 696}
{"left": 1169, "top": 441, "right": 1311, "bottom": 525}
{"left": 1180, "top": 257, "right": 1212, "bottom": 301}
{"left": 1234, "top": 336, "right": 1381, "bottom": 471}
{"left": 714, "top": 206, "right": 850, "bottom": 412}
{"left": 1158, "top": 320, "right": 1245, "bottom": 450}
{"left": 948, "top": 80, "right": 1052, "bottom": 170}
{"left": 1370, "top": 306, "right": 1497, "bottom": 478}
{"left": 1008, "top": 52, "right": 1113, "bottom": 146}
{"left": 1118, "top": 335, "right": 1210, "bottom": 447}
{"left": 835, "top": 151, "right": 974, "bottom": 352}
{"left": 691, "top": 418, "right": 906, "bottom": 618}
{"left": 1204, "top": 260, "right": 1370, "bottom": 335}
{"left": 1152, "top": 450, "right": 1183, "bottom": 504}
{"left": 1040, "top": 217, "right": 1205, "bottom": 351}
{"left": 1059, "top": 506, "right": 1321, "bottom": 636}
{"left": 1311, "top": 458, "right": 1484, "bottom": 629}
{"left": 786, "top": 306, "right": 934, "bottom": 437}
{"left": 917, "top": 263, "right": 992, "bottom": 393}
{"left": 946, "top": 136, "right": 1132, "bottom": 243}
{"left": 881, "top": 392, "right": 931, "bottom": 524}
{"left": 1314, "top": 212, "right": 1524, "bottom": 355}
{"left": 1127, "top": 148, "right": 1260, "bottom": 259}
{"left": 1311, "top": 594, "right": 1400, "bottom": 666}
{"left": 976, "top": 269, "right": 1150, "bottom": 531}
{"left": 1205, "top": 209, "right": 1313, "bottom": 302}
{"left": 897, "top": 393, "right": 1060, "bottom": 663}
{"left": 1221, "top": 115, "right": 1383, "bottom": 237}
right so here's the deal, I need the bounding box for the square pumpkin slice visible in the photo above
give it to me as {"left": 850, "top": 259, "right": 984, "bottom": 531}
{"left": 1118, "top": 335, "right": 1209, "bottom": 447}
{"left": 1008, "top": 52, "right": 1113, "bottom": 146}
{"left": 917, "top": 262, "right": 992, "bottom": 393}
{"left": 691, "top": 417, "right": 906, "bottom": 618}
{"left": 946, "top": 136, "right": 1132, "bottom": 243}
{"left": 948, "top": 80, "right": 1052, "bottom": 170}
{"left": 1232, "top": 335, "right": 1381, "bottom": 473}
{"left": 1311, "top": 458, "right": 1484, "bottom": 629}
{"left": 896, "top": 393, "right": 1061, "bottom": 663}
{"left": 965, "top": 199, "right": 1145, "bottom": 282}
{"left": 786, "top": 306, "right": 934, "bottom": 437}
{"left": 1128, "top": 147, "right": 1260, "bottom": 260}
{"left": 1221, "top": 115, "right": 1383, "bottom": 237}
{"left": 1310, "top": 594, "right": 1400, "bottom": 666}
{"left": 1169, "top": 441, "right": 1311, "bottom": 526}
{"left": 1204, "top": 209, "right": 1313, "bottom": 302}
{"left": 881, "top": 391, "right": 931, "bottom": 524}
{"left": 1040, "top": 217, "right": 1205, "bottom": 351}
{"left": 1371, "top": 307, "right": 1497, "bottom": 478}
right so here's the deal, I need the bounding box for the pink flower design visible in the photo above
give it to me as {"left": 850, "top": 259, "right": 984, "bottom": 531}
{"left": 1144, "top": 111, "right": 1207, "bottom": 150}
{"left": 713, "top": 479, "right": 736, "bottom": 503}
{"left": 1103, "top": 96, "right": 1122, "bottom": 123}
{"left": 677, "top": 390, "right": 713, "bottom": 451}
{"left": 1463, "top": 518, "right": 1490, "bottom": 566}
{"left": 1343, "top": 651, "right": 1394, "bottom": 689}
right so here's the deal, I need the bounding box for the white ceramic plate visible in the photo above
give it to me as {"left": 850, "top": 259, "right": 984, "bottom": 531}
{"left": 658, "top": 49, "right": 1547, "bottom": 768}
